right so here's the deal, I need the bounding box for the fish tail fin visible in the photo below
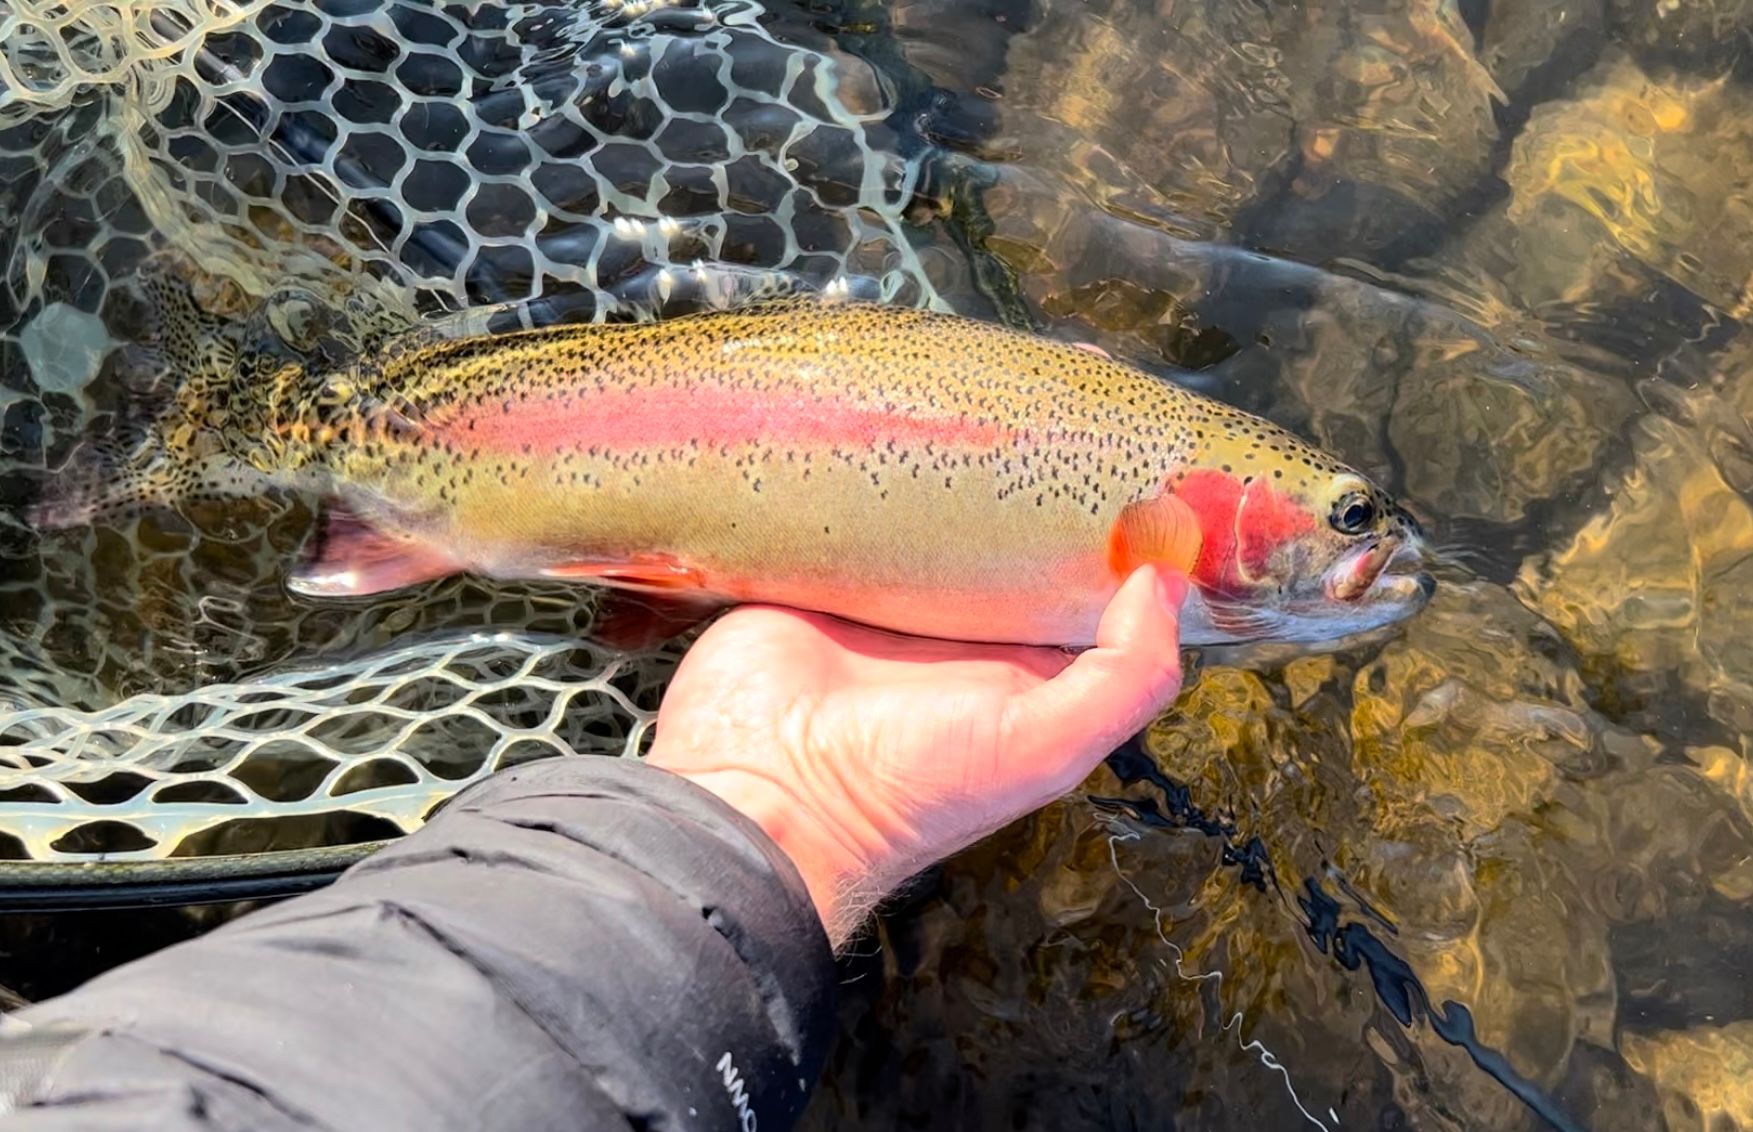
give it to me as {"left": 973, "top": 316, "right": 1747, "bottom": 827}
{"left": 26, "top": 355, "right": 241, "bottom": 530}
{"left": 29, "top": 260, "right": 283, "bottom": 529}
{"left": 29, "top": 420, "right": 171, "bottom": 530}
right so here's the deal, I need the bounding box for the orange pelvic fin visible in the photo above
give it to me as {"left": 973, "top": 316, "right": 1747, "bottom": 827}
{"left": 1108, "top": 492, "right": 1203, "bottom": 580}
{"left": 542, "top": 555, "right": 723, "bottom": 648}
{"left": 539, "top": 555, "right": 707, "bottom": 591}
{"left": 288, "top": 506, "right": 465, "bottom": 598}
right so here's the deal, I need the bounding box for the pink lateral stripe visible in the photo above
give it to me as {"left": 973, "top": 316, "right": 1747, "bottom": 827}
{"left": 430, "top": 383, "right": 1012, "bottom": 454}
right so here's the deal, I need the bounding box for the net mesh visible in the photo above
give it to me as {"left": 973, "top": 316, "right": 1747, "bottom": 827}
{"left": 0, "top": 2, "right": 265, "bottom": 121}
{"left": 0, "top": 0, "right": 943, "bottom": 313}
{"left": 0, "top": 0, "right": 947, "bottom": 866}
{"left": 0, "top": 631, "right": 670, "bottom": 862}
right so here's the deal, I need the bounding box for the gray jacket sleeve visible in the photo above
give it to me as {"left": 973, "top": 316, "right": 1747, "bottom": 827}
{"left": 0, "top": 757, "right": 837, "bottom": 1132}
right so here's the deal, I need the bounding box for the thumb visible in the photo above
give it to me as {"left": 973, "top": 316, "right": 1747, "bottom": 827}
{"left": 1001, "top": 564, "right": 1189, "bottom": 797}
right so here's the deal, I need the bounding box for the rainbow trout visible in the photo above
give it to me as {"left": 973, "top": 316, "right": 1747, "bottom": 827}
{"left": 37, "top": 300, "right": 1432, "bottom": 648}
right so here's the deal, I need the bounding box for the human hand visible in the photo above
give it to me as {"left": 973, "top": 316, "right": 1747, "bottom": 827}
{"left": 645, "top": 564, "right": 1189, "bottom": 947}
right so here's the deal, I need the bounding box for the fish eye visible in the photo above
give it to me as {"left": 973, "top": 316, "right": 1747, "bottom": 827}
{"left": 1331, "top": 491, "right": 1377, "bottom": 535}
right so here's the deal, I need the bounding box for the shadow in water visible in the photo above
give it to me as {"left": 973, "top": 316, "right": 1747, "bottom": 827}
{"left": 1096, "top": 736, "right": 1588, "bottom": 1132}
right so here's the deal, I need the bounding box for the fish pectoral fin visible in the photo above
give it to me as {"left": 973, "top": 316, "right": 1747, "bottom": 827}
{"left": 539, "top": 556, "right": 707, "bottom": 591}
{"left": 288, "top": 505, "right": 464, "bottom": 598}
{"left": 1108, "top": 492, "right": 1203, "bottom": 580}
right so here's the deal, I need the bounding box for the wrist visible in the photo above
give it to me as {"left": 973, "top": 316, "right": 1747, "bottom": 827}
{"left": 656, "top": 761, "right": 882, "bottom": 947}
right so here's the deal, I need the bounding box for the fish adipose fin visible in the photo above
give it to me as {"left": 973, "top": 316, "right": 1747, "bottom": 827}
{"left": 1108, "top": 492, "right": 1203, "bottom": 580}
{"left": 287, "top": 506, "right": 463, "bottom": 598}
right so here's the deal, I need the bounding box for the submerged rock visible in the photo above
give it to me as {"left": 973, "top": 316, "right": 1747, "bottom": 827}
{"left": 969, "top": 0, "right": 1502, "bottom": 259}
{"left": 1460, "top": 53, "right": 1753, "bottom": 334}
{"left": 1479, "top": 0, "right": 1607, "bottom": 101}
{"left": 1609, "top": 0, "right": 1753, "bottom": 75}
{"left": 1621, "top": 1020, "right": 1753, "bottom": 1132}
{"left": 1518, "top": 402, "right": 1753, "bottom": 739}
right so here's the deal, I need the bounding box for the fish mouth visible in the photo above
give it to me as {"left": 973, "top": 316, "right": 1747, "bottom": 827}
{"left": 1188, "top": 536, "right": 1433, "bottom": 647}
{"left": 1327, "top": 535, "right": 1434, "bottom": 607}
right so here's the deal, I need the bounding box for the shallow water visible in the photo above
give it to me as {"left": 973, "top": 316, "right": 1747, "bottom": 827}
{"left": 5, "top": 0, "right": 1753, "bottom": 1128}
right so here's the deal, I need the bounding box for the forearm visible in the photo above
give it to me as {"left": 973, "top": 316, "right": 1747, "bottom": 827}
{"left": 0, "top": 758, "right": 836, "bottom": 1132}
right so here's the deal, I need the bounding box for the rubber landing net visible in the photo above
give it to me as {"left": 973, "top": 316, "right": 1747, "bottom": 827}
{"left": 0, "top": 632, "right": 669, "bottom": 863}
{"left": 0, "top": 0, "right": 942, "bottom": 875}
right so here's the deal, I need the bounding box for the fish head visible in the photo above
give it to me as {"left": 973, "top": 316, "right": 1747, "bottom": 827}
{"left": 1171, "top": 456, "right": 1434, "bottom": 646}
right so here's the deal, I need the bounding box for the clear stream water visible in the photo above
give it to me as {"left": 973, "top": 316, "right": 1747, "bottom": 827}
{"left": 3, "top": 1, "right": 1753, "bottom": 1129}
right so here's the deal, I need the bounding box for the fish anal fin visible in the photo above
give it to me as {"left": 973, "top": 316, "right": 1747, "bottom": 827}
{"left": 1108, "top": 492, "right": 1203, "bottom": 581}
{"left": 288, "top": 505, "right": 463, "bottom": 598}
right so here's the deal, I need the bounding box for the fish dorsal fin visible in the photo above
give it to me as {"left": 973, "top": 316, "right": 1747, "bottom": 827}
{"left": 409, "top": 265, "right": 880, "bottom": 343}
